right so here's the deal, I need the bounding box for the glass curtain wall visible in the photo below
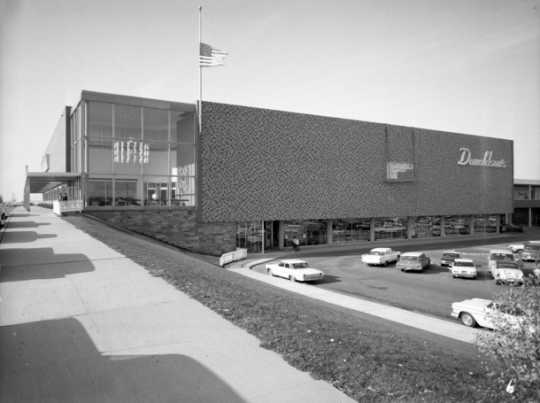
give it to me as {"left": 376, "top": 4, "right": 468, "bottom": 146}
{"left": 84, "top": 101, "right": 196, "bottom": 208}
{"left": 444, "top": 216, "right": 471, "bottom": 236}
{"left": 332, "top": 219, "right": 370, "bottom": 242}
{"left": 412, "top": 216, "right": 441, "bottom": 238}
{"left": 374, "top": 217, "right": 407, "bottom": 240}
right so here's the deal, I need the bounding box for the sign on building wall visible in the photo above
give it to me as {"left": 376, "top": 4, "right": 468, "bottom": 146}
{"left": 113, "top": 140, "right": 150, "bottom": 164}
{"left": 457, "top": 147, "right": 507, "bottom": 168}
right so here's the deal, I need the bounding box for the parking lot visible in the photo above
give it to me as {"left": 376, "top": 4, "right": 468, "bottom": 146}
{"left": 252, "top": 239, "right": 539, "bottom": 320}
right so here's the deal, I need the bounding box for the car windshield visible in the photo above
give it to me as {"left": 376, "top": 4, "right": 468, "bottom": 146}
{"left": 490, "top": 253, "right": 513, "bottom": 261}
{"left": 292, "top": 262, "right": 309, "bottom": 269}
{"left": 443, "top": 253, "right": 459, "bottom": 259}
{"left": 401, "top": 256, "right": 419, "bottom": 262}
{"left": 371, "top": 250, "right": 386, "bottom": 256}
{"left": 455, "top": 261, "right": 474, "bottom": 267}
{"left": 496, "top": 261, "right": 519, "bottom": 269}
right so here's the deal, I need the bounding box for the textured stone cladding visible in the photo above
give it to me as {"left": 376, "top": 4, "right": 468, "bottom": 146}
{"left": 86, "top": 209, "right": 236, "bottom": 256}
{"left": 200, "top": 102, "right": 513, "bottom": 223}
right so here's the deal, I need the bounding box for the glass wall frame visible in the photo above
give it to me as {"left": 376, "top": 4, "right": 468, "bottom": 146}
{"left": 83, "top": 100, "right": 196, "bottom": 209}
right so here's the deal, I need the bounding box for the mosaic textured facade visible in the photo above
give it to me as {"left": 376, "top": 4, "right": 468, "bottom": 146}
{"left": 199, "top": 102, "right": 513, "bottom": 223}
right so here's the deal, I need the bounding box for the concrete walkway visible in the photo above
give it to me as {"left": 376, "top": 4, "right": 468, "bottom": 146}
{"left": 228, "top": 259, "right": 482, "bottom": 344}
{"left": 0, "top": 207, "right": 354, "bottom": 403}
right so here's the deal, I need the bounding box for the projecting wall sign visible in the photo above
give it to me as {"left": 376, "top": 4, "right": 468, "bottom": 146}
{"left": 457, "top": 147, "right": 507, "bottom": 168}
{"left": 113, "top": 140, "right": 150, "bottom": 164}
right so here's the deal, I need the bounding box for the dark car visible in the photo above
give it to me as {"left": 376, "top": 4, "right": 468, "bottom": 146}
{"left": 501, "top": 224, "right": 524, "bottom": 233}
{"left": 441, "top": 251, "right": 461, "bottom": 267}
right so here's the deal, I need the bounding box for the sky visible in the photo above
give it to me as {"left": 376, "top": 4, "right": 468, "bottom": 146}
{"left": 1, "top": 0, "right": 539, "bottom": 201}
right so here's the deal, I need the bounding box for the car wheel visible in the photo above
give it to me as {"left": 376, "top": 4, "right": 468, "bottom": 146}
{"left": 460, "top": 312, "right": 477, "bottom": 327}
{"left": 289, "top": 275, "right": 296, "bottom": 282}
{"left": 495, "top": 280, "right": 501, "bottom": 285}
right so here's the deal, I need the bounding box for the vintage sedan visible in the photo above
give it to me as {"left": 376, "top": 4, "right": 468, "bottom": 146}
{"left": 450, "top": 258, "right": 477, "bottom": 279}
{"left": 440, "top": 251, "right": 461, "bottom": 267}
{"left": 508, "top": 243, "right": 525, "bottom": 253}
{"left": 451, "top": 298, "right": 524, "bottom": 329}
{"left": 396, "top": 252, "right": 430, "bottom": 272}
{"left": 491, "top": 261, "right": 524, "bottom": 286}
{"left": 265, "top": 259, "right": 324, "bottom": 282}
{"left": 361, "top": 248, "right": 400, "bottom": 266}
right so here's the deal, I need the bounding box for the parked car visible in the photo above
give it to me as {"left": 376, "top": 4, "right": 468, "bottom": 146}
{"left": 491, "top": 261, "right": 524, "bottom": 285}
{"left": 440, "top": 251, "right": 460, "bottom": 267}
{"left": 361, "top": 248, "right": 400, "bottom": 266}
{"left": 450, "top": 258, "right": 477, "bottom": 279}
{"left": 487, "top": 249, "right": 515, "bottom": 272}
{"left": 508, "top": 243, "right": 525, "bottom": 253}
{"left": 396, "top": 252, "right": 430, "bottom": 272}
{"left": 0, "top": 203, "right": 7, "bottom": 227}
{"left": 521, "top": 241, "right": 540, "bottom": 262}
{"left": 500, "top": 223, "right": 524, "bottom": 233}
{"left": 451, "top": 298, "right": 524, "bottom": 329}
{"left": 265, "top": 259, "right": 324, "bottom": 282}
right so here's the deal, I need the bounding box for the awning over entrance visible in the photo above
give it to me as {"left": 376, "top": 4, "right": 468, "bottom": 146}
{"left": 25, "top": 172, "right": 81, "bottom": 193}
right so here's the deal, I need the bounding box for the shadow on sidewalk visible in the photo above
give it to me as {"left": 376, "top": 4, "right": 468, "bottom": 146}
{"left": 7, "top": 221, "right": 51, "bottom": 229}
{"left": 0, "top": 317, "right": 246, "bottom": 403}
{"left": 0, "top": 231, "right": 57, "bottom": 244}
{"left": 0, "top": 248, "right": 95, "bottom": 281}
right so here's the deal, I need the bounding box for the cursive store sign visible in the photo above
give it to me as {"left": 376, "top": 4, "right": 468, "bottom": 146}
{"left": 457, "top": 147, "right": 507, "bottom": 168}
{"left": 113, "top": 140, "right": 150, "bottom": 164}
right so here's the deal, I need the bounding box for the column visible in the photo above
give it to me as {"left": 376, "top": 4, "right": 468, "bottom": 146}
{"left": 327, "top": 220, "right": 333, "bottom": 244}
{"left": 496, "top": 215, "right": 501, "bottom": 233}
{"left": 469, "top": 217, "right": 475, "bottom": 235}
{"left": 407, "top": 217, "right": 415, "bottom": 239}
{"left": 440, "top": 216, "right": 446, "bottom": 237}
{"left": 369, "top": 218, "right": 375, "bottom": 242}
{"left": 529, "top": 208, "right": 533, "bottom": 228}
{"left": 278, "top": 221, "right": 285, "bottom": 250}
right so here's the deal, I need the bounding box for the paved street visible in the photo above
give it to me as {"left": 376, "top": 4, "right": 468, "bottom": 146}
{"left": 0, "top": 207, "right": 355, "bottom": 403}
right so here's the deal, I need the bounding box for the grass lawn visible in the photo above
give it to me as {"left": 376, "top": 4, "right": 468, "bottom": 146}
{"left": 66, "top": 215, "right": 511, "bottom": 402}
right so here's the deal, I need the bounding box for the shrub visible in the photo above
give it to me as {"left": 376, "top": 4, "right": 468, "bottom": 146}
{"left": 476, "top": 278, "right": 540, "bottom": 401}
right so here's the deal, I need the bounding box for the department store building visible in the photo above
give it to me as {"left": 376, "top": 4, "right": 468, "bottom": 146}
{"left": 25, "top": 91, "right": 514, "bottom": 255}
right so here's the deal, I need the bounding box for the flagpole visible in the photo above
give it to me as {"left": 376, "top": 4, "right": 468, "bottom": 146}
{"left": 198, "top": 6, "right": 202, "bottom": 134}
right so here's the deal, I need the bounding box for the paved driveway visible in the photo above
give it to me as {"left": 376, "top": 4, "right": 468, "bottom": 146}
{"left": 253, "top": 240, "right": 539, "bottom": 319}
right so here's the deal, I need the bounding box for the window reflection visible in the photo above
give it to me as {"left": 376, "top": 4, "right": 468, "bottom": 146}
{"left": 87, "top": 179, "right": 112, "bottom": 206}
{"left": 144, "top": 108, "right": 169, "bottom": 143}
{"left": 88, "top": 102, "right": 112, "bottom": 144}
{"left": 115, "top": 180, "right": 140, "bottom": 206}
{"left": 374, "top": 217, "right": 407, "bottom": 240}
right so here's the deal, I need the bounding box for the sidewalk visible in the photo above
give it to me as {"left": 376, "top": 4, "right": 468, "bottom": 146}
{"left": 228, "top": 259, "right": 481, "bottom": 344}
{"left": 0, "top": 207, "right": 354, "bottom": 403}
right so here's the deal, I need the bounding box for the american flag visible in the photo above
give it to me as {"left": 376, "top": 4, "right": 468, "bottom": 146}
{"left": 199, "top": 42, "right": 228, "bottom": 67}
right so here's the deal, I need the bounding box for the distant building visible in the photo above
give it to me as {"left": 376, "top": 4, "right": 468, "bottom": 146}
{"left": 512, "top": 179, "right": 540, "bottom": 227}
{"left": 25, "top": 90, "right": 514, "bottom": 255}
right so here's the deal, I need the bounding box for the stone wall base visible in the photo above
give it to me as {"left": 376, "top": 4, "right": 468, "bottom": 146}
{"left": 85, "top": 208, "right": 236, "bottom": 256}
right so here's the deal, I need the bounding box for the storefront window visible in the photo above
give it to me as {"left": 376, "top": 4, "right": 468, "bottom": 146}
{"left": 171, "top": 175, "right": 195, "bottom": 206}
{"left": 87, "top": 179, "right": 112, "bottom": 207}
{"left": 412, "top": 216, "right": 441, "bottom": 238}
{"left": 115, "top": 180, "right": 140, "bottom": 207}
{"left": 444, "top": 216, "right": 471, "bottom": 236}
{"left": 332, "top": 219, "right": 370, "bottom": 242}
{"left": 374, "top": 217, "right": 407, "bottom": 240}
{"left": 283, "top": 220, "right": 328, "bottom": 246}
{"left": 533, "top": 186, "right": 540, "bottom": 200}
{"left": 144, "top": 179, "right": 169, "bottom": 206}
{"left": 236, "top": 222, "right": 263, "bottom": 253}
{"left": 513, "top": 186, "right": 530, "bottom": 200}
{"left": 473, "top": 215, "right": 498, "bottom": 233}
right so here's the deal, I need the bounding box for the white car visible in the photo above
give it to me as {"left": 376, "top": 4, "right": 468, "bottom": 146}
{"left": 451, "top": 298, "right": 524, "bottom": 329}
{"left": 265, "top": 259, "right": 324, "bottom": 282}
{"left": 491, "top": 261, "right": 524, "bottom": 285}
{"left": 487, "top": 249, "right": 515, "bottom": 272}
{"left": 508, "top": 243, "right": 525, "bottom": 253}
{"left": 450, "top": 258, "right": 477, "bottom": 279}
{"left": 361, "top": 248, "right": 400, "bottom": 266}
